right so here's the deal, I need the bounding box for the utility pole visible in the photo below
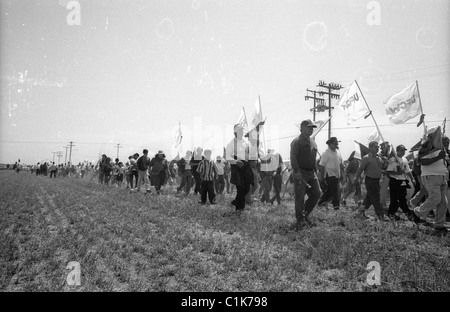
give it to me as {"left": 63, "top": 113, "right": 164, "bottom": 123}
{"left": 51, "top": 152, "right": 58, "bottom": 163}
{"left": 68, "top": 141, "right": 75, "bottom": 165}
{"left": 63, "top": 146, "right": 69, "bottom": 165}
{"left": 308, "top": 80, "right": 342, "bottom": 139}
{"left": 305, "top": 89, "right": 325, "bottom": 121}
{"left": 56, "top": 151, "right": 63, "bottom": 164}
{"left": 115, "top": 143, "right": 122, "bottom": 160}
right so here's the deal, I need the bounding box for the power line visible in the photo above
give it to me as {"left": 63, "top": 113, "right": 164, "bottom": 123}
{"left": 266, "top": 119, "right": 450, "bottom": 142}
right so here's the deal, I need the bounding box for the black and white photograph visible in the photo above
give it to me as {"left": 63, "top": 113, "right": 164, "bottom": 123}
{"left": 1, "top": 0, "right": 449, "bottom": 296}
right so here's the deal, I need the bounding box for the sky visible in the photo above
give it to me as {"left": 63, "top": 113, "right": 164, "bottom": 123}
{"left": 1, "top": 0, "right": 449, "bottom": 165}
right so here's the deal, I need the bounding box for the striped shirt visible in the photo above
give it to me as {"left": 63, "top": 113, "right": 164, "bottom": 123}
{"left": 197, "top": 159, "right": 216, "bottom": 181}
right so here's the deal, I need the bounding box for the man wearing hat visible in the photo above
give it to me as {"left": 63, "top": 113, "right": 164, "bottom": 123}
{"left": 149, "top": 150, "right": 168, "bottom": 194}
{"left": 386, "top": 144, "right": 415, "bottom": 221}
{"left": 355, "top": 141, "right": 389, "bottom": 221}
{"left": 290, "top": 119, "right": 322, "bottom": 230}
{"left": 317, "top": 137, "right": 343, "bottom": 210}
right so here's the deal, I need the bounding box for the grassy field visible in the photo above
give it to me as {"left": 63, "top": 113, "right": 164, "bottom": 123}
{"left": 1, "top": 170, "right": 449, "bottom": 292}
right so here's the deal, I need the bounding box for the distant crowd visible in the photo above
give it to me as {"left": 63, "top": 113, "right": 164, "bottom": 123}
{"left": 10, "top": 120, "right": 450, "bottom": 236}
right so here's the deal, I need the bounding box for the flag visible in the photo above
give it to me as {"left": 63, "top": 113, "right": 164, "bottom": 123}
{"left": 295, "top": 116, "right": 332, "bottom": 138}
{"left": 368, "top": 128, "right": 382, "bottom": 143}
{"left": 405, "top": 152, "right": 414, "bottom": 162}
{"left": 409, "top": 139, "right": 422, "bottom": 152}
{"left": 247, "top": 97, "right": 266, "bottom": 159}
{"left": 443, "top": 117, "right": 447, "bottom": 134}
{"left": 353, "top": 140, "right": 370, "bottom": 160}
{"left": 312, "top": 116, "right": 332, "bottom": 138}
{"left": 174, "top": 122, "right": 182, "bottom": 146}
{"left": 337, "top": 81, "right": 370, "bottom": 125}
{"left": 384, "top": 82, "right": 421, "bottom": 124}
{"left": 248, "top": 97, "right": 265, "bottom": 133}
{"left": 419, "top": 126, "right": 442, "bottom": 161}
{"left": 236, "top": 106, "right": 249, "bottom": 134}
{"left": 171, "top": 122, "right": 183, "bottom": 160}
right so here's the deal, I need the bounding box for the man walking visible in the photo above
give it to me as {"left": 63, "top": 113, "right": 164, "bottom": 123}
{"left": 197, "top": 149, "right": 217, "bottom": 205}
{"left": 386, "top": 145, "right": 414, "bottom": 221}
{"left": 214, "top": 155, "right": 225, "bottom": 196}
{"left": 317, "top": 137, "right": 343, "bottom": 210}
{"left": 177, "top": 150, "right": 194, "bottom": 195}
{"left": 355, "top": 141, "right": 389, "bottom": 221}
{"left": 290, "top": 120, "right": 322, "bottom": 230}
{"left": 226, "top": 124, "right": 254, "bottom": 213}
{"left": 149, "top": 150, "right": 168, "bottom": 194}
{"left": 136, "top": 149, "right": 151, "bottom": 193}
{"left": 411, "top": 127, "right": 448, "bottom": 236}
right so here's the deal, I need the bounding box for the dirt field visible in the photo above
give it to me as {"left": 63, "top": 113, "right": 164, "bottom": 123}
{"left": 1, "top": 170, "right": 449, "bottom": 292}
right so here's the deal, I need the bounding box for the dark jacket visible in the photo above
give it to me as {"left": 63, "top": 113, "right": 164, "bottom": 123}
{"left": 149, "top": 157, "right": 167, "bottom": 175}
{"left": 290, "top": 133, "right": 317, "bottom": 172}
{"left": 230, "top": 161, "right": 254, "bottom": 187}
{"left": 177, "top": 158, "right": 188, "bottom": 174}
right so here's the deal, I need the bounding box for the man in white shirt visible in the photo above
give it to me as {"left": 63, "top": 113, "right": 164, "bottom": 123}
{"left": 317, "top": 137, "right": 343, "bottom": 210}
{"left": 386, "top": 145, "right": 414, "bottom": 221}
{"left": 214, "top": 155, "right": 226, "bottom": 196}
{"left": 226, "top": 124, "right": 254, "bottom": 212}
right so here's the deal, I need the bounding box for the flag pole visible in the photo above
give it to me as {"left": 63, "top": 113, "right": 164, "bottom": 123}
{"left": 415, "top": 80, "right": 427, "bottom": 136}
{"left": 354, "top": 80, "right": 385, "bottom": 142}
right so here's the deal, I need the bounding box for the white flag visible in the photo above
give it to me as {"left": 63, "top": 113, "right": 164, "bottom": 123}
{"left": 384, "top": 82, "right": 421, "bottom": 124}
{"left": 312, "top": 116, "right": 332, "bottom": 138}
{"left": 171, "top": 122, "right": 183, "bottom": 160}
{"left": 236, "top": 106, "right": 249, "bottom": 133}
{"left": 337, "top": 81, "right": 370, "bottom": 125}
{"left": 295, "top": 116, "right": 331, "bottom": 138}
{"left": 248, "top": 97, "right": 264, "bottom": 133}
{"left": 367, "top": 128, "right": 382, "bottom": 143}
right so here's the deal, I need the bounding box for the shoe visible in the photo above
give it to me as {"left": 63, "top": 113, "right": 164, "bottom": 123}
{"left": 412, "top": 211, "right": 425, "bottom": 224}
{"left": 377, "top": 215, "right": 389, "bottom": 222}
{"left": 295, "top": 220, "right": 309, "bottom": 232}
{"left": 146, "top": 189, "right": 151, "bottom": 193}
{"left": 198, "top": 201, "right": 206, "bottom": 205}
{"left": 342, "top": 200, "right": 347, "bottom": 206}
{"left": 387, "top": 214, "right": 401, "bottom": 221}
{"left": 406, "top": 213, "right": 414, "bottom": 221}
{"left": 355, "top": 211, "right": 369, "bottom": 220}
{"left": 305, "top": 216, "right": 317, "bottom": 227}
{"left": 431, "top": 227, "right": 448, "bottom": 237}
{"left": 333, "top": 206, "right": 340, "bottom": 210}
{"left": 210, "top": 202, "right": 216, "bottom": 205}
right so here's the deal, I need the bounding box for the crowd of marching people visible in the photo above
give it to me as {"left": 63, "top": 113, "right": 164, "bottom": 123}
{"left": 16, "top": 119, "right": 450, "bottom": 236}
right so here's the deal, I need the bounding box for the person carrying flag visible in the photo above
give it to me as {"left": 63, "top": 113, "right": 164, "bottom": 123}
{"left": 354, "top": 141, "right": 389, "bottom": 221}
{"left": 411, "top": 126, "right": 448, "bottom": 236}
{"left": 386, "top": 145, "right": 415, "bottom": 221}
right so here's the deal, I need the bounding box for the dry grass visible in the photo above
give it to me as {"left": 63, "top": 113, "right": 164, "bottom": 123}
{"left": 1, "top": 171, "right": 449, "bottom": 292}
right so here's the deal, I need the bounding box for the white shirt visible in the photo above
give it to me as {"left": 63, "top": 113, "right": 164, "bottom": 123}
{"left": 319, "top": 148, "right": 342, "bottom": 178}
{"left": 421, "top": 150, "right": 447, "bottom": 176}
{"left": 214, "top": 161, "right": 225, "bottom": 175}
{"left": 226, "top": 137, "right": 250, "bottom": 164}
{"left": 387, "top": 156, "right": 410, "bottom": 180}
